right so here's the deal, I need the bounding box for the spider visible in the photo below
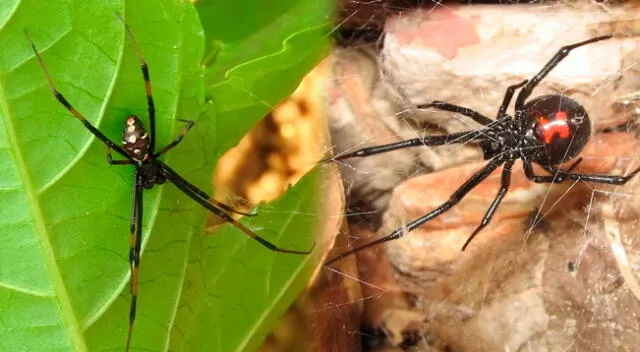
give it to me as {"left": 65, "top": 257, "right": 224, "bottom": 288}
{"left": 26, "top": 15, "right": 312, "bottom": 351}
{"left": 326, "top": 35, "right": 640, "bottom": 265}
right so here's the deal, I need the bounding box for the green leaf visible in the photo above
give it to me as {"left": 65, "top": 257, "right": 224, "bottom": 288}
{"left": 197, "top": 0, "right": 334, "bottom": 152}
{"left": 171, "top": 0, "right": 333, "bottom": 351}
{"left": 0, "top": 0, "right": 330, "bottom": 351}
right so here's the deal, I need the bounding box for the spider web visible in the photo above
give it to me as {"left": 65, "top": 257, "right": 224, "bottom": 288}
{"left": 312, "top": 1, "right": 640, "bottom": 351}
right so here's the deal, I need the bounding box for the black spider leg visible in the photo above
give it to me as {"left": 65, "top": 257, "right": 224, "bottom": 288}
{"left": 159, "top": 162, "right": 315, "bottom": 254}
{"left": 326, "top": 88, "right": 527, "bottom": 161}
{"left": 102, "top": 150, "right": 141, "bottom": 351}
{"left": 521, "top": 158, "right": 584, "bottom": 231}
{"left": 25, "top": 31, "right": 132, "bottom": 160}
{"left": 127, "top": 171, "right": 143, "bottom": 352}
{"left": 153, "top": 119, "right": 195, "bottom": 157}
{"left": 329, "top": 82, "right": 532, "bottom": 163}
{"left": 327, "top": 130, "right": 486, "bottom": 161}
{"left": 416, "top": 80, "right": 529, "bottom": 125}
{"left": 461, "top": 159, "right": 514, "bottom": 250}
{"left": 326, "top": 156, "right": 505, "bottom": 265}
{"left": 417, "top": 102, "right": 494, "bottom": 125}
{"left": 542, "top": 165, "right": 640, "bottom": 184}
{"left": 514, "top": 35, "right": 612, "bottom": 117}
{"left": 521, "top": 156, "right": 583, "bottom": 182}
{"left": 523, "top": 160, "right": 640, "bottom": 185}
{"left": 497, "top": 80, "right": 528, "bottom": 118}
{"left": 116, "top": 12, "right": 157, "bottom": 153}
{"left": 152, "top": 119, "right": 255, "bottom": 217}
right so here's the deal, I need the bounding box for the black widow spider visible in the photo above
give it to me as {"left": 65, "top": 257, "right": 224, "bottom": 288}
{"left": 326, "top": 35, "right": 640, "bottom": 265}
{"left": 26, "top": 15, "right": 313, "bottom": 351}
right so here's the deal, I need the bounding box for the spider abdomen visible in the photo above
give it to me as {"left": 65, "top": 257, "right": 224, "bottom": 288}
{"left": 522, "top": 94, "right": 591, "bottom": 165}
{"left": 122, "top": 115, "right": 150, "bottom": 160}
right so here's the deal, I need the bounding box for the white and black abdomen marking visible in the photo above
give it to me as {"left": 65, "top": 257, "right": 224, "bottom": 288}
{"left": 122, "top": 115, "right": 150, "bottom": 161}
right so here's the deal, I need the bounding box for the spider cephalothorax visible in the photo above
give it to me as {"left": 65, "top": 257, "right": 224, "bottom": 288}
{"left": 327, "top": 34, "right": 640, "bottom": 265}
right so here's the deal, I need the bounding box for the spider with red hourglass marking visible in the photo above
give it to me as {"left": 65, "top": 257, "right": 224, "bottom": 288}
{"left": 326, "top": 35, "right": 640, "bottom": 265}
{"left": 25, "top": 14, "right": 314, "bottom": 351}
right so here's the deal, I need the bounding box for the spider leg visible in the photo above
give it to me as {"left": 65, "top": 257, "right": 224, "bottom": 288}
{"left": 159, "top": 163, "right": 311, "bottom": 253}
{"left": 541, "top": 164, "right": 640, "bottom": 185}
{"left": 116, "top": 13, "right": 156, "bottom": 153}
{"left": 153, "top": 119, "right": 195, "bottom": 157}
{"left": 326, "top": 156, "right": 505, "bottom": 265}
{"left": 514, "top": 35, "right": 612, "bottom": 113}
{"left": 126, "top": 172, "right": 144, "bottom": 351}
{"left": 106, "top": 145, "right": 134, "bottom": 165}
{"left": 523, "top": 157, "right": 583, "bottom": 183}
{"left": 417, "top": 101, "right": 493, "bottom": 125}
{"left": 497, "top": 80, "right": 528, "bottom": 118}
{"left": 160, "top": 163, "right": 256, "bottom": 217}
{"left": 25, "top": 30, "right": 131, "bottom": 160}
{"left": 461, "top": 159, "right": 514, "bottom": 250}
{"left": 325, "top": 130, "right": 485, "bottom": 161}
